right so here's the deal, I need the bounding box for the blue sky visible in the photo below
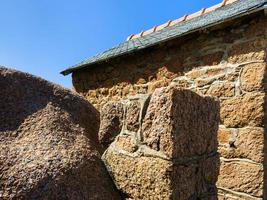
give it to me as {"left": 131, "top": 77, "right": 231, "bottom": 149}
{"left": 0, "top": 0, "right": 221, "bottom": 88}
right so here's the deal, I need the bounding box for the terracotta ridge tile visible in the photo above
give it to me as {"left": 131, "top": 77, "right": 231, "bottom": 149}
{"left": 127, "top": 0, "right": 239, "bottom": 41}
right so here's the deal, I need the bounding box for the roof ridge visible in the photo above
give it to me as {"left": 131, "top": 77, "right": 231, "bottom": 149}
{"left": 127, "top": 0, "right": 238, "bottom": 41}
{"left": 61, "top": 0, "right": 267, "bottom": 75}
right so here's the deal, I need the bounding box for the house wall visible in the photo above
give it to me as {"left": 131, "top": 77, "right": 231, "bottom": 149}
{"left": 72, "top": 12, "right": 266, "bottom": 199}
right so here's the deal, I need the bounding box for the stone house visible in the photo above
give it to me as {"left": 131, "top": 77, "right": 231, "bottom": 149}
{"left": 61, "top": 0, "right": 267, "bottom": 199}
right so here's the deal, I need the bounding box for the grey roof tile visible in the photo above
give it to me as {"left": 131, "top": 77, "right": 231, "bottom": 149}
{"left": 61, "top": 0, "right": 267, "bottom": 75}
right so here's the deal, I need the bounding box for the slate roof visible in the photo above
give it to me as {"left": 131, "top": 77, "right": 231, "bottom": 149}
{"left": 61, "top": 0, "right": 267, "bottom": 75}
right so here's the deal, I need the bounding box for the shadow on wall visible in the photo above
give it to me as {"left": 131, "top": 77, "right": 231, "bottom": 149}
{"left": 0, "top": 67, "right": 124, "bottom": 199}
{"left": 264, "top": 63, "right": 267, "bottom": 199}
{"left": 168, "top": 89, "right": 221, "bottom": 199}
{"left": 72, "top": 32, "right": 202, "bottom": 93}
{"left": 72, "top": 18, "right": 246, "bottom": 96}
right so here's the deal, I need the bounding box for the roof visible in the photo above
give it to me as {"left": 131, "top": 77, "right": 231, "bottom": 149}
{"left": 61, "top": 0, "right": 267, "bottom": 76}
{"left": 126, "top": 0, "right": 238, "bottom": 41}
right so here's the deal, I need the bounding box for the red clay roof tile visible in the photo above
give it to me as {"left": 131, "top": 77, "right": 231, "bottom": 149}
{"left": 127, "top": 0, "right": 238, "bottom": 41}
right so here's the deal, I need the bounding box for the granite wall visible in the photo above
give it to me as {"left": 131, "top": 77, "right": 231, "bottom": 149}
{"left": 72, "top": 12, "right": 267, "bottom": 199}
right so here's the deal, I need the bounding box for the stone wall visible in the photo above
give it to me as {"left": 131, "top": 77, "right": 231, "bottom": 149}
{"left": 102, "top": 88, "right": 220, "bottom": 199}
{"left": 72, "top": 12, "right": 267, "bottom": 199}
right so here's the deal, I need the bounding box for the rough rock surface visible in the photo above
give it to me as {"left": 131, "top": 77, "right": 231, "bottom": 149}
{"left": 142, "top": 87, "right": 220, "bottom": 158}
{"left": 103, "top": 87, "right": 220, "bottom": 200}
{"left": 0, "top": 67, "right": 120, "bottom": 200}
{"left": 220, "top": 92, "right": 265, "bottom": 128}
{"left": 218, "top": 160, "right": 264, "bottom": 197}
{"left": 98, "top": 101, "right": 124, "bottom": 149}
{"left": 72, "top": 15, "right": 267, "bottom": 199}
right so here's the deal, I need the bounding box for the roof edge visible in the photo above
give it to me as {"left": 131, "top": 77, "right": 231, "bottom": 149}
{"left": 61, "top": 0, "right": 267, "bottom": 76}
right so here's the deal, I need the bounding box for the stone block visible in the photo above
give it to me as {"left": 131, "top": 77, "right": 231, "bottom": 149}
{"left": 103, "top": 149, "right": 173, "bottom": 200}
{"left": 147, "top": 79, "right": 169, "bottom": 94}
{"left": 206, "top": 66, "right": 229, "bottom": 77}
{"left": 244, "top": 17, "right": 267, "bottom": 38}
{"left": 115, "top": 134, "right": 138, "bottom": 153}
{"left": 125, "top": 100, "right": 141, "bottom": 132}
{"left": 217, "top": 160, "right": 264, "bottom": 198}
{"left": 103, "top": 147, "right": 219, "bottom": 200}
{"left": 142, "top": 87, "right": 220, "bottom": 158}
{"left": 0, "top": 67, "right": 120, "bottom": 199}
{"left": 218, "top": 127, "right": 235, "bottom": 145}
{"left": 228, "top": 39, "right": 266, "bottom": 64}
{"left": 170, "top": 77, "right": 191, "bottom": 89}
{"left": 207, "top": 82, "right": 235, "bottom": 97}
{"left": 220, "top": 92, "right": 265, "bottom": 128}
{"left": 218, "top": 127, "right": 264, "bottom": 163}
{"left": 102, "top": 88, "right": 220, "bottom": 199}
{"left": 240, "top": 63, "right": 266, "bottom": 92}
{"left": 186, "top": 68, "right": 206, "bottom": 79}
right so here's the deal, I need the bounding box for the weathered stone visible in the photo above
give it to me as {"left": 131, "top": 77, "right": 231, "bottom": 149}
{"left": 218, "top": 68, "right": 240, "bottom": 82}
{"left": 125, "top": 100, "right": 141, "bottom": 132}
{"left": 195, "top": 77, "right": 215, "bottom": 87}
{"left": 172, "top": 155, "right": 219, "bottom": 199}
{"left": 217, "top": 160, "right": 264, "bottom": 197}
{"left": 103, "top": 149, "right": 173, "bottom": 199}
{"left": 200, "top": 154, "right": 220, "bottom": 185}
{"left": 218, "top": 127, "right": 235, "bottom": 145}
{"left": 147, "top": 79, "right": 169, "bottom": 93}
{"left": 103, "top": 148, "right": 219, "bottom": 200}
{"left": 99, "top": 101, "right": 124, "bottom": 149}
{"left": 206, "top": 66, "right": 229, "bottom": 77}
{"left": 156, "top": 66, "right": 177, "bottom": 80}
{"left": 102, "top": 88, "right": 220, "bottom": 199}
{"left": 170, "top": 77, "right": 192, "bottom": 89}
{"left": 122, "top": 84, "right": 132, "bottom": 96}
{"left": 220, "top": 92, "right": 265, "bottom": 128}
{"left": 207, "top": 82, "right": 235, "bottom": 97}
{"left": 186, "top": 65, "right": 232, "bottom": 81}
{"left": 240, "top": 63, "right": 266, "bottom": 92}
{"left": 69, "top": 14, "right": 267, "bottom": 199}
{"left": 228, "top": 39, "right": 266, "bottom": 64}
{"left": 0, "top": 67, "right": 120, "bottom": 200}
{"left": 142, "top": 87, "right": 220, "bottom": 158}
{"left": 132, "top": 84, "right": 148, "bottom": 95}
{"left": 186, "top": 68, "right": 206, "bottom": 79}
{"left": 115, "top": 135, "right": 138, "bottom": 153}
{"left": 244, "top": 17, "right": 267, "bottom": 38}
{"left": 201, "top": 51, "right": 224, "bottom": 66}
{"left": 218, "top": 127, "right": 264, "bottom": 163}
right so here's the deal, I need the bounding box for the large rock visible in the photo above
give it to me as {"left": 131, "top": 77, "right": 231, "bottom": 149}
{"left": 0, "top": 67, "right": 120, "bottom": 200}
{"left": 99, "top": 94, "right": 150, "bottom": 150}
{"left": 103, "top": 88, "right": 220, "bottom": 200}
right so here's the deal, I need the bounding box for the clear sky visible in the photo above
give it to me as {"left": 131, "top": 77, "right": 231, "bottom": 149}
{"left": 0, "top": 0, "right": 221, "bottom": 88}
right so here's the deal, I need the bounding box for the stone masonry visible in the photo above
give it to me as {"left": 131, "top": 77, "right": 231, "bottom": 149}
{"left": 72, "top": 12, "right": 267, "bottom": 199}
{"left": 103, "top": 88, "right": 220, "bottom": 199}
